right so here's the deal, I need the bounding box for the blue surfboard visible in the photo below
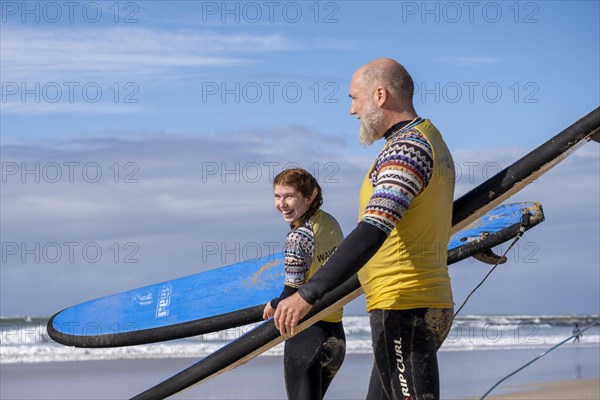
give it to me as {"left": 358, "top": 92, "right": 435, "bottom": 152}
{"left": 48, "top": 252, "right": 286, "bottom": 347}
{"left": 48, "top": 202, "right": 543, "bottom": 349}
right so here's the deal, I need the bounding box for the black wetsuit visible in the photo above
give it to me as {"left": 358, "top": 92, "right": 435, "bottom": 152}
{"left": 284, "top": 320, "right": 345, "bottom": 399}
{"left": 271, "top": 210, "right": 346, "bottom": 400}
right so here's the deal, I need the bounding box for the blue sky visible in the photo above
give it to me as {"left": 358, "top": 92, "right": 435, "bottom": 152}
{"left": 1, "top": 1, "right": 599, "bottom": 317}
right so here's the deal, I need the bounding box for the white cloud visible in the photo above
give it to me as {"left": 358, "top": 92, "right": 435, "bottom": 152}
{"left": 436, "top": 55, "right": 502, "bottom": 67}
{"left": 1, "top": 26, "right": 328, "bottom": 82}
{"left": 1, "top": 25, "right": 351, "bottom": 115}
{"left": 1, "top": 131, "right": 598, "bottom": 316}
{"left": 0, "top": 100, "right": 146, "bottom": 115}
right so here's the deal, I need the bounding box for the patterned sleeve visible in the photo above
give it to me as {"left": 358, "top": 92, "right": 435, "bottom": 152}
{"left": 361, "top": 131, "right": 434, "bottom": 235}
{"left": 283, "top": 224, "right": 315, "bottom": 288}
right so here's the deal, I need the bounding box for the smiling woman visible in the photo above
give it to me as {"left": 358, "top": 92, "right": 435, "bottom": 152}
{"left": 273, "top": 182, "right": 315, "bottom": 225}
{"left": 263, "top": 167, "right": 346, "bottom": 400}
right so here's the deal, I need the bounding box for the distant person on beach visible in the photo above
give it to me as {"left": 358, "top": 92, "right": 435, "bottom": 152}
{"left": 273, "top": 58, "right": 455, "bottom": 399}
{"left": 573, "top": 323, "right": 582, "bottom": 343}
{"left": 263, "top": 168, "right": 345, "bottom": 400}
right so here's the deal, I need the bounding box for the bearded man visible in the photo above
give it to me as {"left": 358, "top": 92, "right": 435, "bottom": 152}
{"left": 274, "top": 58, "right": 456, "bottom": 400}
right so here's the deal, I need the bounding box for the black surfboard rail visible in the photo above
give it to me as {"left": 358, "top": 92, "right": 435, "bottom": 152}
{"left": 453, "top": 106, "right": 599, "bottom": 231}
{"left": 131, "top": 106, "right": 599, "bottom": 399}
{"left": 47, "top": 304, "right": 266, "bottom": 348}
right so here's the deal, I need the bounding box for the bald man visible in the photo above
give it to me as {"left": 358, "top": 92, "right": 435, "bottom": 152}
{"left": 274, "top": 58, "right": 455, "bottom": 399}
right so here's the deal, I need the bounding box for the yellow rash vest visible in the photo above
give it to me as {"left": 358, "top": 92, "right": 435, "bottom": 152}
{"left": 357, "top": 119, "right": 455, "bottom": 311}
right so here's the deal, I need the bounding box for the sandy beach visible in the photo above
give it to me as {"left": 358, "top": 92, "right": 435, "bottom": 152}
{"left": 486, "top": 379, "right": 599, "bottom": 399}
{"left": 1, "top": 345, "right": 598, "bottom": 399}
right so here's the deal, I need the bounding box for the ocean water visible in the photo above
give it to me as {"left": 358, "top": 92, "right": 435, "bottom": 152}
{"left": 1, "top": 315, "right": 598, "bottom": 364}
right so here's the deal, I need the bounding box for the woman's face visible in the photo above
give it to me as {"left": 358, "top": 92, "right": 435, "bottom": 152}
{"left": 273, "top": 184, "right": 313, "bottom": 225}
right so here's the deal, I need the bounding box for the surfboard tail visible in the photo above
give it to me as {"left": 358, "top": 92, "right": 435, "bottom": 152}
{"left": 448, "top": 202, "right": 545, "bottom": 264}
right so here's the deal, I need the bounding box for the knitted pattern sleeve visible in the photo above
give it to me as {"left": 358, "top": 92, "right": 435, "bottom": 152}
{"left": 283, "top": 222, "right": 315, "bottom": 288}
{"left": 361, "top": 130, "right": 434, "bottom": 235}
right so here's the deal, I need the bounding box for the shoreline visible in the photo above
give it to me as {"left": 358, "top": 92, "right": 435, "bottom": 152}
{"left": 1, "top": 345, "right": 598, "bottom": 399}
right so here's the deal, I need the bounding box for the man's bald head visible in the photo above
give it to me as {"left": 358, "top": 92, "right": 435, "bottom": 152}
{"left": 356, "top": 58, "right": 414, "bottom": 105}
{"left": 348, "top": 58, "right": 418, "bottom": 146}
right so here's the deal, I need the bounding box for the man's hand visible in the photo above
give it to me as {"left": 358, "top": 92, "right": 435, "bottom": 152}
{"left": 273, "top": 292, "right": 312, "bottom": 337}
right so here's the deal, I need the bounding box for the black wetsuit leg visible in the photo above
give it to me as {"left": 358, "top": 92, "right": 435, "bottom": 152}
{"left": 366, "top": 308, "right": 451, "bottom": 400}
{"left": 284, "top": 321, "right": 346, "bottom": 400}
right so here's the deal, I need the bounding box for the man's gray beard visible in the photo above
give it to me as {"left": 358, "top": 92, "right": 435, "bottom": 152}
{"left": 358, "top": 106, "right": 386, "bottom": 146}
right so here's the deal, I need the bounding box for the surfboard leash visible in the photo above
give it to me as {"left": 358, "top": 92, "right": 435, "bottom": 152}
{"left": 479, "top": 316, "right": 600, "bottom": 399}
{"left": 453, "top": 210, "right": 533, "bottom": 320}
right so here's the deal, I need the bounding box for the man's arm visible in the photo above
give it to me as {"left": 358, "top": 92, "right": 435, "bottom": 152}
{"left": 273, "top": 221, "right": 386, "bottom": 335}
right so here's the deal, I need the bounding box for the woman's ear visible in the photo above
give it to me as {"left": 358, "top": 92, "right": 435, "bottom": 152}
{"left": 308, "top": 189, "right": 318, "bottom": 205}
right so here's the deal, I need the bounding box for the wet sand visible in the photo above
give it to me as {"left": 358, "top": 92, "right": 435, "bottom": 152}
{"left": 1, "top": 346, "right": 598, "bottom": 399}
{"left": 486, "top": 378, "right": 599, "bottom": 399}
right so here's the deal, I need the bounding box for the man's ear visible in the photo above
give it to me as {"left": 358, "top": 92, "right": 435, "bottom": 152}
{"left": 374, "top": 86, "right": 387, "bottom": 107}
